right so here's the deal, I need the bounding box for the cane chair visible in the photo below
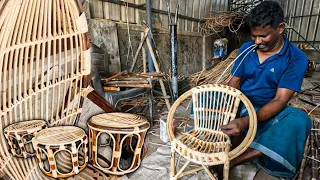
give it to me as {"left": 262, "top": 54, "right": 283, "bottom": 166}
{"left": 167, "top": 84, "right": 257, "bottom": 180}
{"left": 0, "top": 0, "right": 115, "bottom": 179}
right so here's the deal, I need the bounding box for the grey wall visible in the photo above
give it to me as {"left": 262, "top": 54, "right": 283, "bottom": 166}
{"left": 92, "top": 19, "right": 218, "bottom": 76}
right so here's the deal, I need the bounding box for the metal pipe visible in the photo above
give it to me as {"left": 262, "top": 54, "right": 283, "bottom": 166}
{"left": 146, "top": 0, "right": 154, "bottom": 72}
{"left": 146, "top": 0, "right": 153, "bottom": 124}
{"left": 102, "top": 0, "right": 202, "bottom": 23}
{"left": 170, "top": 24, "right": 178, "bottom": 100}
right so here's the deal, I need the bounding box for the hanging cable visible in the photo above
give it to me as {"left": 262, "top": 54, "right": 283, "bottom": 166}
{"left": 216, "top": 44, "right": 257, "bottom": 84}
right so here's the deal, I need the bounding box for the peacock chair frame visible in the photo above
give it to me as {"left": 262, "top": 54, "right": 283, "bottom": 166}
{"left": 167, "top": 84, "right": 257, "bottom": 180}
{"left": 0, "top": 0, "right": 114, "bottom": 179}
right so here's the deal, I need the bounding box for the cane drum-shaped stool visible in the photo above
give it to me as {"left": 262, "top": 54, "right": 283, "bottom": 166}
{"left": 88, "top": 113, "right": 150, "bottom": 175}
{"left": 32, "top": 126, "right": 88, "bottom": 178}
{"left": 4, "top": 120, "right": 47, "bottom": 158}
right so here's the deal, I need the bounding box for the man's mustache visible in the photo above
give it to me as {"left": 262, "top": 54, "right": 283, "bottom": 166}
{"left": 257, "top": 43, "right": 268, "bottom": 49}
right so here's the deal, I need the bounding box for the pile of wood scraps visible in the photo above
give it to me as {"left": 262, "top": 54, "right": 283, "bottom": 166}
{"left": 101, "top": 70, "right": 165, "bottom": 91}
{"left": 290, "top": 81, "right": 320, "bottom": 116}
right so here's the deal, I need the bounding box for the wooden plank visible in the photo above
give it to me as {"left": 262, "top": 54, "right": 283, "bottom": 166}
{"left": 103, "top": 2, "right": 111, "bottom": 19}
{"left": 178, "top": 0, "right": 186, "bottom": 31}
{"left": 120, "top": 0, "right": 135, "bottom": 22}
{"left": 186, "top": 0, "right": 193, "bottom": 31}
{"left": 91, "top": 0, "right": 103, "bottom": 18}
{"left": 121, "top": 0, "right": 127, "bottom": 21}
{"left": 128, "top": 0, "right": 135, "bottom": 23}
{"left": 161, "top": 0, "right": 170, "bottom": 28}
{"left": 210, "top": 0, "right": 214, "bottom": 12}
{"left": 145, "top": 31, "right": 171, "bottom": 109}
{"left": 111, "top": 2, "right": 121, "bottom": 21}
{"left": 192, "top": 0, "right": 199, "bottom": 32}
{"left": 86, "top": 90, "right": 117, "bottom": 112}
{"left": 134, "top": 0, "right": 140, "bottom": 24}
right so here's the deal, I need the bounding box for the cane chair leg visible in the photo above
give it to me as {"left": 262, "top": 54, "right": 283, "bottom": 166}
{"left": 223, "top": 160, "right": 230, "bottom": 180}
{"left": 202, "top": 165, "right": 217, "bottom": 180}
{"left": 170, "top": 147, "right": 176, "bottom": 179}
{"left": 174, "top": 160, "right": 190, "bottom": 179}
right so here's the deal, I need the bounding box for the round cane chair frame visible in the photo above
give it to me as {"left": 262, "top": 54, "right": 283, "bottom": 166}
{"left": 167, "top": 84, "right": 257, "bottom": 180}
{"left": 0, "top": 0, "right": 91, "bottom": 179}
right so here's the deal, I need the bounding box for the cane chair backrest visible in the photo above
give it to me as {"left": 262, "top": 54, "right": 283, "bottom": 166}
{"left": 192, "top": 84, "right": 241, "bottom": 131}
{"left": 0, "top": 0, "right": 90, "bottom": 179}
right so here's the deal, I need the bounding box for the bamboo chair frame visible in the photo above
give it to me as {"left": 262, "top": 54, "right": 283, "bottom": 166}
{"left": 88, "top": 113, "right": 150, "bottom": 175}
{"left": 0, "top": 0, "right": 98, "bottom": 179}
{"left": 166, "top": 84, "right": 257, "bottom": 180}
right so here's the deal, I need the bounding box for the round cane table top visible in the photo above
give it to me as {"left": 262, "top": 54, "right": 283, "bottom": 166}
{"left": 34, "top": 126, "right": 86, "bottom": 146}
{"left": 4, "top": 120, "right": 47, "bottom": 133}
{"left": 89, "top": 113, "right": 149, "bottom": 129}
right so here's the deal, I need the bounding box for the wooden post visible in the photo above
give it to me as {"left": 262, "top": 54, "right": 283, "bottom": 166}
{"left": 145, "top": 35, "right": 171, "bottom": 110}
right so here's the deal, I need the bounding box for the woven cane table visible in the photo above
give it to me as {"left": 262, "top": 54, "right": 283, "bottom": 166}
{"left": 88, "top": 113, "right": 150, "bottom": 175}
{"left": 32, "top": 126, "right": 88, "bottom": 178}
{"left": 4, "top": 120, "right": 47, "bottom": 158}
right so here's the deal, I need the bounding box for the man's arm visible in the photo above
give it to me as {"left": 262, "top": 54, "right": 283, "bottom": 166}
{"left": 256, "top": 88, "right": 294, "bottom": 122}
{"left": 228, "top": 76, "right": 241, "bottom": 89}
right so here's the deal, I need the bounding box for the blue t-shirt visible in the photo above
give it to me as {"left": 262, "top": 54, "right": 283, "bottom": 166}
{"left": 231, "top": 36, "right": 308, "bottom": 107}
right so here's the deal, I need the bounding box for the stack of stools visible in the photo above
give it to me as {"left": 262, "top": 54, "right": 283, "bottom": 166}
{"left": 32, "top": 126, "right": 88, "bottom": 178}
{"left": 4, "top": 120, "right": 47, "bottom": 158}
{"left": 88, "top": 113, "right": 150, "bottom": 175}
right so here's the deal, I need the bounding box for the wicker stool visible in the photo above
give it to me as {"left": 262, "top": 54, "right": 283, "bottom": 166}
{"left": 4, "top": 120, "right": 47, "bottom": 158}
{"left": 32, "top": 126, "right": 88, "bottom": 178}
{"left": 88, "top": 113, "right": 150, "bottom": 175}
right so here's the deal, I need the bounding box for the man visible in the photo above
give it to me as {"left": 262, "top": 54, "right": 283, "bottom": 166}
{"left": 220, "top": 1, "right": 312, "bottom": 179}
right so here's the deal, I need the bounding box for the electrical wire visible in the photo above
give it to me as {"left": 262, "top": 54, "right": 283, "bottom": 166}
{"left": 215, "top": 44, "right": 257, "bottom": 84}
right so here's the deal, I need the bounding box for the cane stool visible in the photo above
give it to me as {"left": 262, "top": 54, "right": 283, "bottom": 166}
{"left": 32, "top": 126, "right": 88, "bottom": 178}
{"left": 4, "top": 120, "right": 47, "bottom": 158}
{"left": 88, "top": 113, "right": 150, "bottom": 175}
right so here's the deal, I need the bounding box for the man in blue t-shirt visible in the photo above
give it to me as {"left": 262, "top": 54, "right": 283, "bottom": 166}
{"left": 220, "top": 1, "right": 311, "bottom": 178}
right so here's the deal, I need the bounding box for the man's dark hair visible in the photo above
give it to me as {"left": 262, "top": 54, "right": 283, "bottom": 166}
{"left": 248, "top": 1, "right": 284, "bottom": 29}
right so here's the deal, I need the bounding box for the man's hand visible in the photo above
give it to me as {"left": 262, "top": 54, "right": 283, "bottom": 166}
{"left": 220, "top": 116, "right": 249, "bottom": 136}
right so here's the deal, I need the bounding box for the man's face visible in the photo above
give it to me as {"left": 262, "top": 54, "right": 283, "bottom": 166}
{"left": 250, "top": 25, "right": 283, "bottom": 52}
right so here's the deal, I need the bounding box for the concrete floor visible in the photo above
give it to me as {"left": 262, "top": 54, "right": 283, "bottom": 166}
{"left": 77, "top": 93, "right": 311, "bottom": 179}
{"left": 143, "top": 107, "right": 285, "bottom": 180}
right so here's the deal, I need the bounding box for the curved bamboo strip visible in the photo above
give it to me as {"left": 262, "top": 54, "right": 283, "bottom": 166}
{"left": 188, "top": 49, "right": 239, "bottom": 87}
{"left": 167, "top": 84, "right": 257, "bottom": 180}
{"left": 0, "top": 0, "right": 90, "bottom": 179}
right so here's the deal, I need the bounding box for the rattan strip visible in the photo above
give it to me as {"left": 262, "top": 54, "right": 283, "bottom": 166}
{"left": 193, "top": 86, "right": 240, "bottom": 131}
{"left": 90, "top": 113, "right": 148, "bottom": 128}
{"left": 179, "top": 130, "right": 230, "bottom": 154}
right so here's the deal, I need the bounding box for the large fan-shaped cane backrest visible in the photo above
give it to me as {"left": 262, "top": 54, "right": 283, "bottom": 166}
{"left": 192, "top": 85, "right": 241, "bottom": 131}
{"left": 0, "top": 0, "right": 90, "bottom": 179}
